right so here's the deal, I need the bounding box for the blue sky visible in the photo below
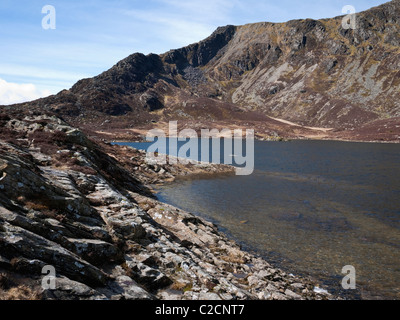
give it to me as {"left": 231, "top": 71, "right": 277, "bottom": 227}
{"left": 0, "top": 0, "right": 388, "bottom": 104}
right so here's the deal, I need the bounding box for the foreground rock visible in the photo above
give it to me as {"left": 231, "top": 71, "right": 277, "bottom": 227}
{"left": 0, "top": 115, "right": 334, "bottom": 300}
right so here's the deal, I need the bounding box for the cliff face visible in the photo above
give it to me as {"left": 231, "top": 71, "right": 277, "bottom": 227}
{"left": 216, "top": 4, "right": 400, "bottom": 129}
{"left": 2, "top": 1, "right": 400, "bottom": 141}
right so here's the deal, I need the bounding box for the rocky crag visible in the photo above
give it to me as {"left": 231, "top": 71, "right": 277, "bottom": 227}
{"left": 2, "top": 1, "right": 400, "bottom": 142}
{"left": 0, "top": 114, "right": 334, "bottom": 300}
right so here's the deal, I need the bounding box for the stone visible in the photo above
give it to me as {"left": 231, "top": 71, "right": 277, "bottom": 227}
{"left": 105, "top": 217, "right": 147, "bottom": 241}
{"left": 42, "top": 276, "right": 108, "bottom": 300}
{"left": 9, "top": 257, "right": 46, "bottom": 274}
{"left": 247, "top": 275, "right": 260, "bottom": 287}
{"left": 0, "top": 222, "right": 108, "bottom": 287}
{"left": 314, "top": 286, "right": 330, "bottom": 296}
{"left": 258, "top": 291, "right": 272, "bottom": 300}
{"left": 66, "top": 238, "right": 123, "bottom": 266}
{"left": 256, "top": 269, "right": 271, "bottom": 280}
{"left": 271, "top": 292, "right": 289, "bottom": 300}
{"left": 265, "top": 283, "right": 278, "bottom": 293}
{"left": 126, "top": 261, "right": 172, "bottom": 291}
{"left": 285, "top": 289, "right": 302, "bottom": 300}
{"left": 199, "top": 292, "right": 222, "bottom": 300}
{"left": 291, "top": 282, "right": 305, "bottom": 290}
{"left": 109, "top": 276, "right": 154, "bottom": 300}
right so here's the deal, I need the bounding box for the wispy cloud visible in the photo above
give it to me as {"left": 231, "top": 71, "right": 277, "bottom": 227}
{"left": 0, "top": 78, "right": 51, "bottom": 105}
{"left": 123, "top": 9, "right": 213, "bottom": 48}
{"left": 159, "top": 0, "right": 235, "bottom": 23}
{"left": 122, "top": 0, "right": 239, "bottom": 49}
{"left": 0, "top": 63, "right": 88, "bottom": 82}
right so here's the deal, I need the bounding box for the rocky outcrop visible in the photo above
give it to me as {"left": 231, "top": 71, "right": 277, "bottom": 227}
{"left": 0, "top": 115, "right": 334, "bottom": 300}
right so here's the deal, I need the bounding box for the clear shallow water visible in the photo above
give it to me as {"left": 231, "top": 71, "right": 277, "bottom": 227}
{"left": 118, "top": 140, "right": 400, "bottom": 300}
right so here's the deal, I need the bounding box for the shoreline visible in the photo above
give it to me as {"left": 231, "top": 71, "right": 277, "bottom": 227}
{"left": 120, "top": 140, "right": 398, "bottom": 301}
{"left": 113, "top": 143, "right": 342, "bottom": 300}
{"left": 146, "top": 166, "right": 350, "bottom": 300}
{"left": 0, "top": 115, "right": 338, "bottom": 301}
{"left": 88, "top": 120, "right": 400, "bottom": 145}
{"left": 110, "top": 135, "right": 400, "bottom": 145}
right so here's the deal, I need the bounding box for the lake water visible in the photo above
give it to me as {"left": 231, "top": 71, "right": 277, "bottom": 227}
{"left": 117, "top": 140, "right": 400, "bottom": 300}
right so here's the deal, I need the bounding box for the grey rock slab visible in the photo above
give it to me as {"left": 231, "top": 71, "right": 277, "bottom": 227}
{"left": 0, "top": 222, "right": 108, "bottom": 287}
{"left": 42, "top": 276, "right": 108, "bottom": 300}
{"left": 108, "top": 276, "right": 154, "bottom": 300}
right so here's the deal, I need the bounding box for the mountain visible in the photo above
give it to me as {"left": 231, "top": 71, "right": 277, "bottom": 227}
{"left": 2, "top": 0, "right": 400, "bottom": 142}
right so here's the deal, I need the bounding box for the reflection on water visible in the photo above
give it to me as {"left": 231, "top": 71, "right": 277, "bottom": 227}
{"left": 124, "top": 140, "right": 400, "bottom": 300}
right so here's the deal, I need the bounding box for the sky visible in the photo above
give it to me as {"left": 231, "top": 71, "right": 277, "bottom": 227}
{"left": 0, "top": 0, "right": 389, "bottom": 105}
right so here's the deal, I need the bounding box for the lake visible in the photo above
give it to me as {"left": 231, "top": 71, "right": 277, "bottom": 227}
{"left": 117, "top": 139, "right": 400, "bottom": 300}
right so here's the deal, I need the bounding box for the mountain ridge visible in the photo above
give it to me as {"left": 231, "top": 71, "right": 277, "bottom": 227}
{"left": 2, "top": 0, "right": 400, "bottom": 142}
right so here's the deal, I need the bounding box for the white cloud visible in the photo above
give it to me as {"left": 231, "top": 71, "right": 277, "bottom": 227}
{"left": 0, "top": 78, "right": 52, "bottom": 105}
{"left": 159, "top": 0, "right": 235, "bottom": 23}
{"left": 124, "top": 9, "right": 214, "bottom": 48}
{"left": 122, "top": 0, "right": 238, "bottom": 50}
{"left": 0, "top": 64, "right": 89, "bottom": 83}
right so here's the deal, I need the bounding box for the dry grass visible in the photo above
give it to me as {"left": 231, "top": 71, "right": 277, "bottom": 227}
{"left": 53, "top": 152, "right": 80, "bottom": 167}
{"left": 69, "top": 165, "right": 97, "bottom": 176}
{"left": 170, "top": 282, "right": 193, "bottom": 293}
{"left": 220, "top": 254, "right": 246, "bottom": 265}
{"left": 24, "top": 201, "right": 66, "bottom": 222}
{"left": 52, "top": 151, "right": 97, "bottom": 176}
{"left": 170, "top": 281, "right": 189, "bottom": 291}
{"left": 0, "top": 285, "right": 42, "bottom": 301}
{"left": 28, "top": 130, "right": 69, "bottom": 155}
{"left": 0, "top": 127, "right": 26, "bottom": 147}
{"left": 24, "top": 201, "right": 51, "bottom": 211}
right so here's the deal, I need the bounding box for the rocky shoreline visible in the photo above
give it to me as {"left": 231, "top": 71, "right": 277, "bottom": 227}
{"left": 0, "top": 114, "right": 336, "bottom": 300}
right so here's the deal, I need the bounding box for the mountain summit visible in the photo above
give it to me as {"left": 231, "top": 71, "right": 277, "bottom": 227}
{"left": 3, "top": 0, "right": 400, "bottom": 142}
